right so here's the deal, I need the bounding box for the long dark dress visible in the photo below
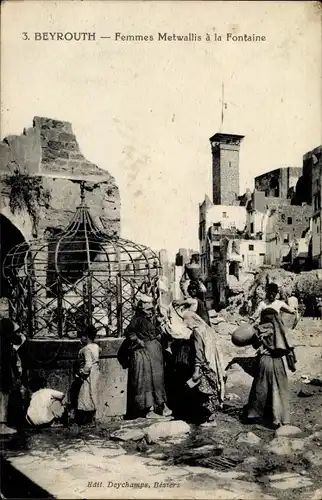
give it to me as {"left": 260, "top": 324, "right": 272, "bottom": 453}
{"left": 168, "top": 339, "right": 194, "bottom": 420}
{"left": 245, "top": 308, "right": 293, "bottom": 427}
{"left": 125, "top": 314, "right": 167, "bottom": 417}
{"left": 166, "top": 300, "right": 209, "bottom": 420}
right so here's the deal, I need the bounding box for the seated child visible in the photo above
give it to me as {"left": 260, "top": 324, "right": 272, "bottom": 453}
{"left": 26, "top": 376, "right": 67, "bottom": 428}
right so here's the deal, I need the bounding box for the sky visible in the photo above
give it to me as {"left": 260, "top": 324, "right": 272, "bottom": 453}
{"left": 1, "top": 1, "right": 321, "bottom": 259}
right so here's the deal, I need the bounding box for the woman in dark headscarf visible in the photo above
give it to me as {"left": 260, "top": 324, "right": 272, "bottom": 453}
{"left": 243, "top": 283, "right": 298, "bottom": 428}
{"left": 124, "top": 300, "right": 172, "bottom": 419}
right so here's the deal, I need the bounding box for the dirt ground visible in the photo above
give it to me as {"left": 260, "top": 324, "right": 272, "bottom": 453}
{"left": 1, "top": 317, "right": 321, "bottom": 500}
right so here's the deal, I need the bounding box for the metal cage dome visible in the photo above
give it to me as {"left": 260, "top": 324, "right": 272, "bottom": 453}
{"left": 3, "top": 183, "right": 161, "bottom": 338}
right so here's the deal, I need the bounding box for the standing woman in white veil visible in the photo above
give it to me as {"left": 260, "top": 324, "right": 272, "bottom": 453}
{"left": 182, "top": 310, "right": 226, "bottom": 423}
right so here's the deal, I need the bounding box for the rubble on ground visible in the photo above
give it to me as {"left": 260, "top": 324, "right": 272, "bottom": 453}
{"left": 247, "top": 267, "right": 296, "bottom": 311}
{"left": 209, "top": 310, "right": 226, "bottom": 325}
{"left": 110, "top": 427, "right": 145, "bottom": 441}
{"left": 145, "top": 420, "right": 190, "bottom": 443}
{"left": 266, "top": 436, "right": 306, "bottom": 456}
{"left": 267, "top": 471, "right": 313, "bottom": 490}
{"left": 306, "top": 431, "right": 322, "bottom": 444}
{"left": 236, "top": 432, "right": 261, "bottom": 445}
{"left": 225, "top": 393, "right": 241, "bottom": 402}
{"left": 304, "top": 449, "right": 322, "bottom": 467}
{"left": 310, "top": 488, "right": 322, "bottom": 500}
{"left": 301, "top": 376, "right": 322, "bottom": 386}
{"left": 216, "top": 266, "right": 322, "bottom": 318}
{"left": 275, "top": 424, "right": 303, "bottom": 437}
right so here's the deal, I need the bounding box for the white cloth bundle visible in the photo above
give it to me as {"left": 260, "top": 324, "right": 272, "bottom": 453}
{"left": 167, "top": 304, "right": 192, "bottom": 340}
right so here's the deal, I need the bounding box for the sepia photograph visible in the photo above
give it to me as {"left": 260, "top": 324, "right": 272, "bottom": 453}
{"left": 0, "top": 1, "right": 321, "bottom": 499}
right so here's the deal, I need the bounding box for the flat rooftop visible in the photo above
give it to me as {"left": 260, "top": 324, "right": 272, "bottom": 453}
{"left": 209, "top": 133, "right": 245, "bottom": 143}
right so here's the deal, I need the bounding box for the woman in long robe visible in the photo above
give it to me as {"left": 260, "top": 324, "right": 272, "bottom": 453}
{"left": 125, "top": 301, "right": 172, "bottom": 419}
{"left": 76, "top": 325, "right": 101, "bottom": 426}
{"left": 162, "top": 304, "right": 194, "bottom": 420}
{"left": 244, "top": 283, "right": 297, "bottom": 428}
{"left": 182, "top": 310, "right": 226, "bottom": 423}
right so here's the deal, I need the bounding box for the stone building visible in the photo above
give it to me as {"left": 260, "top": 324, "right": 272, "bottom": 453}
{"left": 247, "top": 166, "right": 303, "bottom": 240}
{"left": 265, "top": 202, "right": 312, "bottom": 268}
{"left": 199, "top": 129, "right": 317, "bottom": 308}
{"left": 246, "top": 164, "right": 314, "bottom": 270}
{"left": 304, "top": 145, "right": 322, "bottom": 268}
{"left": 255, "top": 167, "right": 303, "bottom": 200}
{"left": 199, "top": 195, "right": 247, "bottom": 277}
{"left": 210, "top": 133, "right": 244, "bottom": 206}
{"left": 201, "top": 222, "right": 265, "bottom": 309}
{"left": 200, "top": 132, "right": 247, "bottom": 287}
{"left": 199, "top": 131, "right": 265, "bottom": 309}
{"left": 0, "top": 116, "right": 120, "bottom": 298}
{"left": 239, "top": 239, "right": 266, "bottom": 271}
{"left": 0, "top": 117, "right": 127, "bottom": 418}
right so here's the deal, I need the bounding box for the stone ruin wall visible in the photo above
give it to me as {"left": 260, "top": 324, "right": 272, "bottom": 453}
{"left": 0, "top": 117, "right": 121, "bottom": 239}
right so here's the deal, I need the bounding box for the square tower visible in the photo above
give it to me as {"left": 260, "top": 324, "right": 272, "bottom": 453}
{"left": 210, "top": 133, "right": 244, "bottom": 205}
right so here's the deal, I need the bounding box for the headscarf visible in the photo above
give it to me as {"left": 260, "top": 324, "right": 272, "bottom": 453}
{"left": 166, "top": 303, "right": 192, "bottom": 340}
{"left": 137, "top": 299, "right": 154, "bottom": 313}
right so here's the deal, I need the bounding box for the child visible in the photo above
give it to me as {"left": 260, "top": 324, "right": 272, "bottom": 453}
{"left": 75, "top": 325, "right": 101, "bottom": 426}
{"left": 26, "top": 376, "right": 67, "bottom": 428}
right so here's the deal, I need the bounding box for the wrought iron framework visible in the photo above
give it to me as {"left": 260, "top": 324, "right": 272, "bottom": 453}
{"left": 3, "top": 184, "right": 161, "bottom": 338}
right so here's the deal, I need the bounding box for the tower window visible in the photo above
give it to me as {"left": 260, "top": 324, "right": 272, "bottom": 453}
{"left": 222, "top": 212, "right": 227, "bottom": 218}
{"left": 213, "top": 247, "right": 221, "bottom": 259}
{"left": 283, "top": 233, "right": 290, "bottom": 243}
{"left": 249, "top": 244, "right": 254, "bottom": 251}
{"left": 250, "top": 222, "right": 254, "bottom": 233}
{"left": 287, "top": 217, "right": 293, "bottom": 225}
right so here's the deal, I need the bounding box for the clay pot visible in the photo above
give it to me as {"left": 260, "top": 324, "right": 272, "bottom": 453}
{"left": 232, "top": 323, "right": 255, "bottom": 347}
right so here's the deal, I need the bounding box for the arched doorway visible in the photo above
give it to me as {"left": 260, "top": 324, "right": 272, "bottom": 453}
{"left": 0, "top": 214, "right": 27, "bottom": 298}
